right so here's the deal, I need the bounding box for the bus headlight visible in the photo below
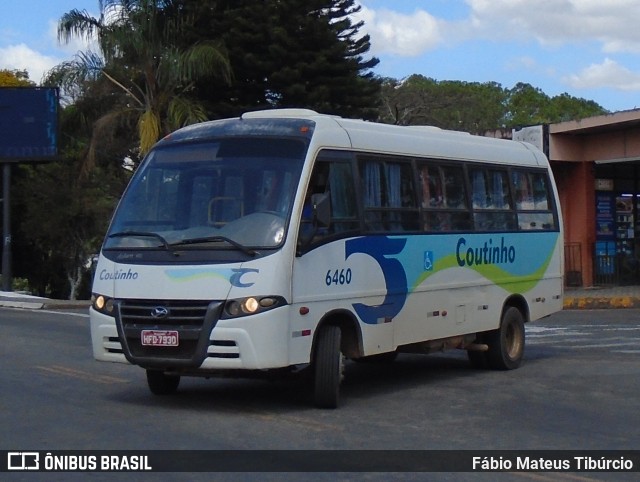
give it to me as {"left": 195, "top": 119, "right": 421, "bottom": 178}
{"left": 222, "top": 296, "right": 286, "bottom": 319}
{"left": 92, "top": 293, "right": 115, "bottom": 317}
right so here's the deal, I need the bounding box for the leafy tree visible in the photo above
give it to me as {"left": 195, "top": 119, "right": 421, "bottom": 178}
{"left": 185, "top": 0, "right": 381, "bottom": 119}
{"left": 179, "top": 0, "right": 272, "bottom": 118}
{"left": 50, "top": 0, "right": 231, "bottom": 167}
{"left": 0, "top": 68, "right": 129, "bottom": 298}
{"left": 546, "top": 92, "right": 607, "bottom": 123}
{"left": 380, "top": 77, "right": 607, "bottom": 132}
{"left": 505, "top": 82, "right": 553, "bottom": 127}
{"left": 379, "top": 75, "right": 506, "bottom": 134}
{"left": 266, "top": 0, "right": 380, "bottom": 118}
{"left": 0, "top": 69, "right": 35, "bottom": 87}
{"left": 505, "top": 82, "right": 607, "bottom": 127}
{"left": 14, "top": 162, "right": 121, "bottom": 299}
{"left": 11, "top": 95, "right": 129, "bottom": 299}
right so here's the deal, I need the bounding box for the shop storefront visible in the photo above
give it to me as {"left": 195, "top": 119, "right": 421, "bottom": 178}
{"left": 516, "top": 110, "right": 640, "bottom": 287}
{"left": 593, "top": 162, "right": 640, "bottom": 285}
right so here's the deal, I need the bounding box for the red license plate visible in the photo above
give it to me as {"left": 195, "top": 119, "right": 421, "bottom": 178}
{"left": 141, "top": 330, "right": 179, "bottom": 347}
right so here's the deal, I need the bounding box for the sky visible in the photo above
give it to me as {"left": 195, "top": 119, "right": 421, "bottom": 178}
{"left": 1, "top": 0, "right": 640, "bottom": 113}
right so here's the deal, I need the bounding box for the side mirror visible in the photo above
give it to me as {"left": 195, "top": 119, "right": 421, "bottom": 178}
{"left": 311, "top": 193, "right": 331, "bottom": 228}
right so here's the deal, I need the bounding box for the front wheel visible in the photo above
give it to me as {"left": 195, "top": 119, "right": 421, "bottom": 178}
{"left": 313, "top": 325, "right": 344, "bottom": 408}
{"left": 485, "top": 306, "right": 525, "bottom": 370}
{"left": 146, "top": 369, "right": 180, "bottom": 395}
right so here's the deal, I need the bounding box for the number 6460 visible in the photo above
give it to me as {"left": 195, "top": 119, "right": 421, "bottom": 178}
{"left": 325, "top": 268, "right": 352, "bottom": 286}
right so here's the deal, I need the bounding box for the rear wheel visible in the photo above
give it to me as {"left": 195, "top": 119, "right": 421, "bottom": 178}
{"left": 146, "top": 369, "right": 180, "bottom": 395}
{"left": 485, "top": 306, "right": 525, "bottom": 370}
{"left": 313, "top": 325, "right": 344, "bottom": 408}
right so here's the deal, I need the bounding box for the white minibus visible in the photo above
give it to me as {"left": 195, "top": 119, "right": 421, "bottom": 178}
{"left": 90, "top": 109, "right": 563, "bottom": 408}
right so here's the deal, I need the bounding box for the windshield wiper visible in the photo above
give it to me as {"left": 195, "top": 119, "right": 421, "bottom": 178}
{"left": 169, "top": 235, "right": 257, "bottom": 256}
{"left": 108, "top": 231, "right": 171, "bottom": 250}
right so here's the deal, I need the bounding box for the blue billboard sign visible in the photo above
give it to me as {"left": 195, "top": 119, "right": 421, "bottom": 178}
{"left": 0, "top": 87, "right": 59, "bottom": 161}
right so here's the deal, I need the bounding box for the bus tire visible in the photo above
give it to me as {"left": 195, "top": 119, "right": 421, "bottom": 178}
{"left": 313, "top": 325, "right": 344, "bottom": 409}
{"left": 146, "top": 369, "right": 180, "bottom": 395}
{"left": 485, "top": 306, "right": 525, "bottom": 370}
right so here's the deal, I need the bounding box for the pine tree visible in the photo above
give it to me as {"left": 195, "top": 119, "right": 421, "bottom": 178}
{"left": 267, "top": 0, "right": 380, "bottom": 118}
{"left": 185, "top": 0, "right": 380, "bottom": 119}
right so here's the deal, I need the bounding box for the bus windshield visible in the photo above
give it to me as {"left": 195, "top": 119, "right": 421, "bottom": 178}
{"left": 104, "top": 137, "right": 308, "bottom": 251}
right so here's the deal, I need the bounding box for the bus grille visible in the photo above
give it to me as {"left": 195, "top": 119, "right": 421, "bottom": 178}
{"left": 116, "top": 299, "right": 221, "bottom": 367}
{"left": 119, "top": 299, "right": 210, "bottom": 326}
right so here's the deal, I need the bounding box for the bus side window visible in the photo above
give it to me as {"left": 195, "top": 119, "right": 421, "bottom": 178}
{"left": 470, "top": 167, "right": 516, "bottom": 231}
{"left": 362, "top": 158, "right": 418, "bottom": 232}
{"left": 512, "top": 170, "right": 534, "bottom": 210}
{"left": 442, "top": 166, "right": 466, "bottom": 209}
{"left": 512, "top": 169, "right": 556, "bottom": 230}
{"left": 419, "top": 163, "right": 470, "bottom": 232}
{"left": 420, "top": 165, "right": 443, "bottom": 208}
{"left": 299, "top": 160, "right": 358, "bottom": 247}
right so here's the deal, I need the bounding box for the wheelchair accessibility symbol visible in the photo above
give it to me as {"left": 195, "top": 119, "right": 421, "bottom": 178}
{"left": 424, "top": 251, "right": 434, "bottom": 271}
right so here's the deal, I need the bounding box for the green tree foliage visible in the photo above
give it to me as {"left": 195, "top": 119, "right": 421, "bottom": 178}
{"left": 379, "top": 75, "right": 507, "bottom": 134}
{"left": 11, "top": 96, "right": 130, "bottom": 299}
{"left": 13, "top": 162, "right": 122, "bottom": 299}
{"left": 266, "top": 0, "right": 380, "bottom": 118}
{"left": 0, "top": 69, "right": 35, "bottom": 86}
{"left": 50, "top": 0, "right": 230, "bottom": 163}
{"left": 505, "top": 82, "right": 552, "bottom": 127}
{"left": 501, "top": 81, "right": 608, "bottom": 127}
{"left": 380, "top": 76, "right": 608, "bottom": 131}
{"left": 184, "top": 0, "right": 380, "bottom": 119}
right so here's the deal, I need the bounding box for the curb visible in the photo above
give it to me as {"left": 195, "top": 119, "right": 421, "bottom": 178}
{"left": 563, "top": 296, "right": 640, "bottom": 310}
{"left": 42, "top": 302, "right": 91, "bottom": 310}
{"left": 0, "top": 299, "right": 90, "bottom": 310}
{"left": 0, "top": 300, "right": 46, "bottom": 309}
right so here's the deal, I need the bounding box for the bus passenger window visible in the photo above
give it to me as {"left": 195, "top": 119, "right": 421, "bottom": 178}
{"left": 299, "top": 159, "right": 359, "bottom": 247}
{"left": 512, "top": 170, "right": 534, "bottom": 210}
{"left": 442, "top": 166, "right": 466, "bottom": 209}
{"left": 470, "top": 168, "right": 511, "bottom": 210}
{"left": 531, "top": 173, "right": 550, "bottom": 209}
{"left": 362, "top": 159, "right": 417, "bottom": 232}
{"left": 419, "top": 166, "right": 443, "bottom": 208}
{"left": 512, "top": 170, "right": 555, "bottom": 230}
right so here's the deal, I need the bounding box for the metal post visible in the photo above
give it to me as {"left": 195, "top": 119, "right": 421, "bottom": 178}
{"left": 1, "top": 163, "right": 11, "bottom": 292}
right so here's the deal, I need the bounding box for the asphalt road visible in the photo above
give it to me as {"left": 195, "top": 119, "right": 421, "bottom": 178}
{"left": 1, "top": 307, "right": 639, "bottom": 481}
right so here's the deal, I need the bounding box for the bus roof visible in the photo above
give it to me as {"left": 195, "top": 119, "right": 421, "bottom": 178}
{"left": 162, "top": 109, "right": 548, "bottom": 168}
{"left": 242, "top": 109, "right": 549, "bottom": 168}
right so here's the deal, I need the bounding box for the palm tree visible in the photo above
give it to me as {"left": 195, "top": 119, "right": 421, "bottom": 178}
{"left": 52, "top": 0, "right": 230, "bottom": 164}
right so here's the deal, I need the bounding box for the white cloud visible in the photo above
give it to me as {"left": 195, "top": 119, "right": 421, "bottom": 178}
{"left": 565, "top": 58, "right": 640, "bottom": 91}
{"left": 0, "top": 17, "right": 98, "bottom": 85}
{"left": 353, "top": 6, "right": 443, "bottom": 57}
{"left": 465, "top": 0, "right": 640, "bottom": 52}
{"left": 356, "top": 0, "right": 640, "bottom": 60}
{"left": 0, "top": 44, "right": 59, "bottom": 84}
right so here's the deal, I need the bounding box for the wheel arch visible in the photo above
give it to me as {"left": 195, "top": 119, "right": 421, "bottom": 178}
{"left": 502, "top": 294, "right": 530, "bottom": 323}
{"left": 312, "top": 309, "right": 363, "bottom": 360}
